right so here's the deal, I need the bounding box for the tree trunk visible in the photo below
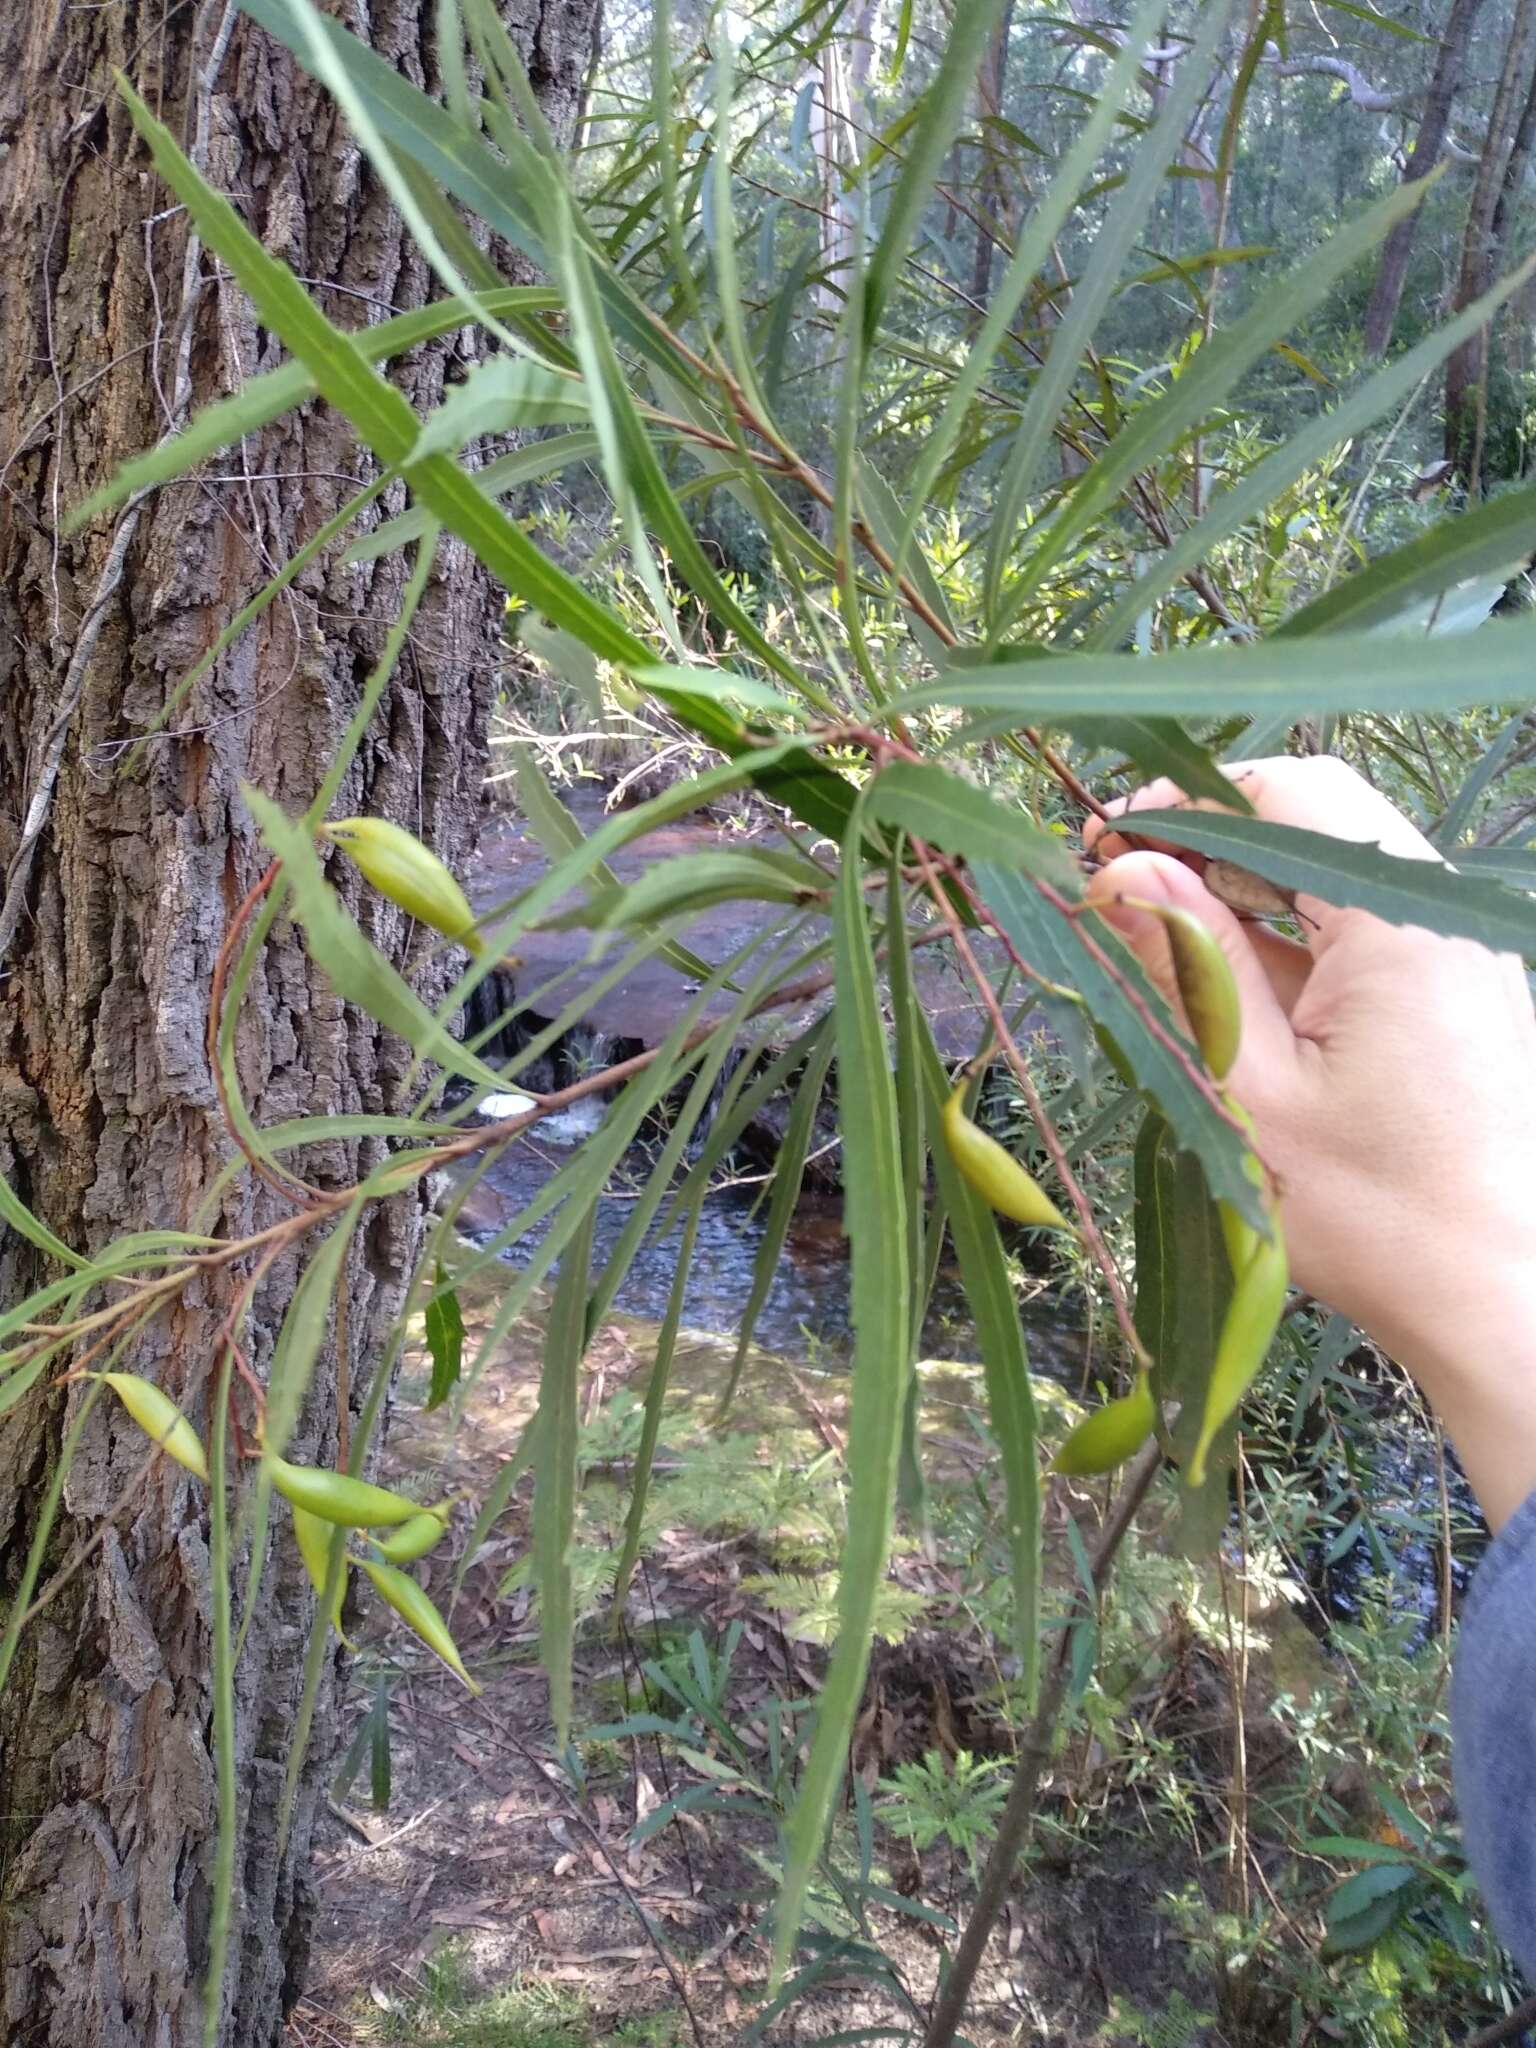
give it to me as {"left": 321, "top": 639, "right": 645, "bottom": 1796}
{"left": 1362, "top": 0, "right": 1485, "bottom": 358}
{"left": 1445, "top": 0, "right": 1536, "bottom": 481}
{"left": 1489, "top": 52, "right": 1536, "bottom": 390}
{"left": 0, "top": 2, "right": 597, "bottom": 2043}
{"left": 1489, "top": 37, "right": 1536, "bottom": 276}
{"left": 970, "top": 1, "right": 1017, "bottom": 311}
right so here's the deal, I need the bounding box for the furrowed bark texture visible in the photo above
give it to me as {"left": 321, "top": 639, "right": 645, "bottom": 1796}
{"left": 0, "top": 1, "right": 597, "bottom": 2042}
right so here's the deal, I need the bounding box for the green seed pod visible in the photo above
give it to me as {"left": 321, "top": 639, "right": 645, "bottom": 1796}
{"left": 940, "top": 1087, "right": 1072, "bottom": 1232}
{"left": 1163, "top": 907, "right": 1241, "bottom": 1080}
{"left": 291, "top": 1504, "right": 350, "bottom": 1638}
{"left": 100, "top": 1372, "right": 209, "bottom": 1482}
{"left": 1217, "top": 1096, "right": 1266, "bottom": 1276}
{"left": 1186, "top": 1223, "right": 1290, "bottom": 1489}
{"left": 1125, "top": 898, "right": 1241, "bottom": 1079}
{"left": 268, "top": 1456, "right": 423, "bottom": 1528}
{"left": 371, "top": 1505, "right": 451, "bottom": 1565}
{"left": 361, "top": 1556, "right": 482, "bottom": 1694}
{"left": 1051, "top": 1373, "right": 1156, "bottom": 1476}
{"left": 323, "top": 817, "right": 482, "bottom": 955}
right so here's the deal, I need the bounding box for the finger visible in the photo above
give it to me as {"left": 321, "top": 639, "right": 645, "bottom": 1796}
{"left": 1083, "top": 782, "right": 1191, "bottom": 863}
{"left": 1085, "top": 850, "right": 1301, "bottom": 1091}
{"left": 1085, "top": 755, "right": 1442, "bottom": 962}
{"left": 1245, "top": 924, "right": 1313, "bottom": 1018}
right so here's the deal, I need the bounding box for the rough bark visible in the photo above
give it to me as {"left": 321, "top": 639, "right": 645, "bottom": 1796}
{"left": 1445, "top": 0, "right": 1536, "bottom": 481}
{"left": 1363, "top": 0, "right": 1486, "bottom": 357}
{"left": 0, "top": 2, "right": 597, "bottom": 2044}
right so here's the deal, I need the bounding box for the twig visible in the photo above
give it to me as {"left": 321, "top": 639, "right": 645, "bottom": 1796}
{"left": 905, "top": 833, "right": 1147, "bottom": 1369}
{"left": 920, "top": 1444, "right": 1162, "bottom": 2048}
{"left": 205, "top": 859, "right": 324, "bottom": 1204}
{"left": 640, "top": 309, "right": 1108, "bottom": 820}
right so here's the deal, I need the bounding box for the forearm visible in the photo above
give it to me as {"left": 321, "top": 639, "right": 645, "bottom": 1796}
{"left": 1376, "top": 1265, "right": 1536, "bottom": 1533}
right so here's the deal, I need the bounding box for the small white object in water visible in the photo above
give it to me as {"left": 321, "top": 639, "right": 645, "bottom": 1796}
{"left": 476, "top": 1090, "right": 537, "bottom": 1120}
{"left": 535, "top": 1099, "right": 607, "bottom": 1145}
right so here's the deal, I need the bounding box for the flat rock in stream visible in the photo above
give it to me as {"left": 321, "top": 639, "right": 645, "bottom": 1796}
{"left": 469, "top": 803, "right": 1028, "bottom": 1058}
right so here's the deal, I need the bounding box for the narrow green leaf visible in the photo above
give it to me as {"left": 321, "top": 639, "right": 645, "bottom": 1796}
{"left": 534, "top": 1201, "right": 595, "bottom": 1751}
{"left": 1433, "top": 713, "right": 1528, "bottom": 848}
{"left": 0, "top": 1355, "right": 50, "bottom": 1420}
{"left": 660, "top": 1020, "right": 830, "bottom": 1233}
{"left": 972, "top": 860, "right": 1263, "bottom": 1227}
{"left": 264, "top": 0, "right": 543, "bottom": 363}
{"left": 864, "top": 760, "right": 1081, "bottom": 891}
{"left": 891, "top": 616, "right": 1536, "bottom": 721}
{"left": 920, "top": 1020, "right": 1042, "bottom": 1706}
{"left": 586, "top": 933, "right": 813, "bottom": 1337}
{"left": 139, "top": 474, "right": 397, "bottom": 753}
{"left": 450, "top": 1416, "right": 538, "bottom": 1604}
{"left": 984, "top": 0, "right": 1234, "bottom": 623}
{"left": 775, "top": 797, "right": 909, "bottom": 1978}
{"left": 1128, "top": 808, "right": 1536, "bottom": 954}
{"left": 611, "top": 1190, "right": 701, "bottom": 1618}
{"left": 203, "top": 1343, "right": 238, "bottom": 2048}
{"left": 475, "top": 740, "right": 820, "bottom": 966}
{"left": 262, "top": 1204, "right": 362, "bottom": 1467}
{"left": 414, "top": 358, "right": 590, "bottom": 458}
{"left": 345, "top": 431, "right": 601, "bottom": 563}
{"left": 633, "top": 662, "right": 799, "bottom": 717}
{"left": 885, "top": 852, "right": 930, "bottom": 1532}
{"left": 855, "top": 451, "right": 956, "bottom": 648}
{"left": 70, "top": 287, "right": 560, "bottom": 526}
{"left": 1133, "top": 1112, "right": 1234, "bottom": 1553}
{"left": 862, "top": 0, "right": 1010, "bottom": 345}
{"left": 1065, "top": 716, "right": 1244, "bottom": 809}
{"left": 581, "top": 849, "right": 826, "bottom": 928}
{"left": 1003, "top": 172, "right": 1436, "bottom": 622}
{"left": 453, "top": 944, "right": 765, "bottom": 1402}
{"left": 893, "top": 0, "right": 1164, "bottom": 581}
{"left": 554, "top": 183, "right": 812, "bottom": 688}
{"left": 369, "top": 1674, "right": 393, "bottom": 1812}
{"left": 0, "top": 1176, "right": 85, "bottom": 1270}
{"left": 1092, "top": 249, "right": 1536, "bottom": 645}
{"left": 1281, "top": 481, "right": 1536, "bottom": 641}
{"left": 244, "top": 788, "right": 509, "bottom": 1092}
{"left": 717, "top": 1025, "right": 837, "bottom": 1417}
{"left": 424, "top": 1263, "right": 464, "bottom": 1411}
{"left": 506, "top": 747, "right": 716, "bottom": 985}
{"left": 0, "top": 1374, "right": 108, "bottom": 1703}
{"left": 115, "top": 77, "right": 651, "bottom": 667}
{"left": 1448, "top": 844, "right": 1536, "bottom": 889}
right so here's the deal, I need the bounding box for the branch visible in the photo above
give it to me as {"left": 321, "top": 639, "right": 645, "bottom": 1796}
{"left": 920, "top": 1444, "right": 1163, "bottom": 2048}
{"left": 1262, "top": 45, "right": 1419, "bottom": 113}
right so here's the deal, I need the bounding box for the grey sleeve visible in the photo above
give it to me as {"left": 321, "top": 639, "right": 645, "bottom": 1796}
{"left": 1452, "top": 1486, "right": 1536, "bottom": 1984}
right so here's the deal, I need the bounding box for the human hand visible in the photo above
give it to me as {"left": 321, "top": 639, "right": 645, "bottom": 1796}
{"left": 1083, "top": 754, "right": 1536, "bottom": 1527}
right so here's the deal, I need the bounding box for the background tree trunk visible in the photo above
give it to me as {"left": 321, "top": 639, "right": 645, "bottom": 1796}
{"left": 0, "top": 2, "right": 597, "bottom": 2043}
{"left": 970, "top": 1, "right": 1017, "bottom": 311}
{"left": 1363, "top": 0, "right": 1485, "bottom": 357}
{"left": 1445, "top": 0, "right": 1536, "bottom": 481}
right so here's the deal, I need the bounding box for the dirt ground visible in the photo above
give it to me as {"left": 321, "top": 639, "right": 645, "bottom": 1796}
{"left": 288, "top": 1275, "right": 1252, "bottom": 2048}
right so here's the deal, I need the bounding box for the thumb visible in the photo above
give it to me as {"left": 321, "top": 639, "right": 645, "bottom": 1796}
{"left": 1085, "top": 850, "right": 1298, "bottom": 1089}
